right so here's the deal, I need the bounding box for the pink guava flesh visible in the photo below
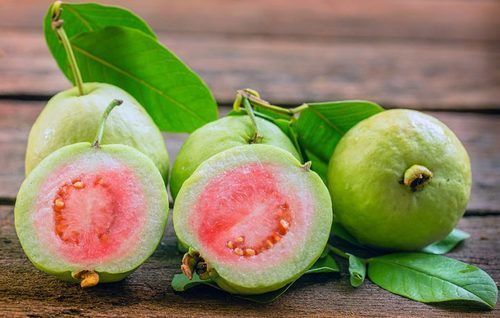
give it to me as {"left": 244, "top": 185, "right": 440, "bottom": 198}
{"left": 33, "top": 162, "right": 146, "bottom": 265}
{"left": 190, "top": 163, "right": 312, "bottom": 265}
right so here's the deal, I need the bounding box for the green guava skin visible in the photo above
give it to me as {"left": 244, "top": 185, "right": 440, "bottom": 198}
{"left": 328, "top": 109, "right": 471, "bottom": 251}
{"left": 15, "top": 142, "right": 169, "bottom": 284}
{"left": 174, "top": 145, "right": 332, "bottom": 294}
{"left": 25, "top": 83, "right": 169, "bottom": 180}
{"left": 170, "top": 115, "right": 301, "bottom": 198}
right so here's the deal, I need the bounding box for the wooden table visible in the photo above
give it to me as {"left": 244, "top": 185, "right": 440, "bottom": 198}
{"left": 0, "top": 0, "right": 499, "bottom": 316}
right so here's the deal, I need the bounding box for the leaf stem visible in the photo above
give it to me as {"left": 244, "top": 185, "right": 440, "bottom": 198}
{"left": 242, "top": 97, "right": 263, "bottom": 143}
{"left": 327, "top": 244, "right": 350, "bottom": 259}
{"left": 51, "top": 1, "right": 85, "bottom": 96}
{"left": 92, "top": 99, "right": 123, "bottom": 148}
{"left": 292, "top": 104, "right": 309, "bottom": 114}
{"left": 236, "top": 89, "right": 308, "bottom": 117}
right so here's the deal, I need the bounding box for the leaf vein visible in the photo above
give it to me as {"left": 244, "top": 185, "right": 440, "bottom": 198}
{"left": 373, "top": 259, "right": 490, "bottom": 305}
{"left": 64, "top": 6, "right": 94, "bottom": 31}
{"left": 307, "top": 107, "right": 346, "bottom": 135}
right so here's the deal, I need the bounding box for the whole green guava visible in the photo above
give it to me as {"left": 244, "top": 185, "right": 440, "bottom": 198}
{"left": 170, "top": 115, "right": 301, "bottom": 198}
{"left": 25, "top": 82, "right": 169, "bottom": 180}
{"left": 328, "top": 109, "right": 471, "bottom": 251}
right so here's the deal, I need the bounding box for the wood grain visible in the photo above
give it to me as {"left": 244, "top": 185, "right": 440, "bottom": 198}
{"left": 0, "top": 205, "right": 498, "bottom": 317}
{"left": 1, "top": 30, "right": 499, "bottom": 109}
{"left": 2, "top": 0, "right": 499, "bottom": 43}
{"left": 0, "top": 101, "right": 498, "bottom": 213}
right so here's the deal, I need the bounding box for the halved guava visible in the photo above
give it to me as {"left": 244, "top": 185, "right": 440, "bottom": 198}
{"left": 173, "top": 144, "right": 332, "bottom": 294}
{"left": 25, "top": 83, "right": 169, "bottom": 180}
{"left": 170, "top": 115, "right": 301, "bottom": 198}
{"left": 15, "top": 142, "right": 169, "bottom": 286}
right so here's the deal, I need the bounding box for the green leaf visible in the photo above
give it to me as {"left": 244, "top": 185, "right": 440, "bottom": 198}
{"left": 171, "top": 273, "right": 297, "bottom": 304}
{"left": 367, "top": 253, "right": 498, "bottom": 309}
{"left": 171, "top": 273, "right": 218, "bottom": 292}
{"left": 307, "top": 249, "right": 340, "bottom": 274}
{"left": 44, "top": 2, "right": 217, "bottom": 132}
{"left": 171, "top": 248, "right": 338, "bottom": 303}
{"left": 61, "top": 26, "right": 217, "bottom": 132}
{"left": 44, "top": 2, "right": 157, "bottom": 87}
{"left": 421, "top": 229, "right": 470, "bottom": 255}
{"left": 254, "top": 105, "right": 293, "bottom": 121}
{"left": 347, "top": 253, "right": 366, "bottom": 287}
{"left": 44, "top": 2, "right": 156, "bottom": 38}
{"left": 293, "top": 100, "right": 383, "bottom": 173}
{"left": 272, "top": 119, "right": 305, "bottom": 163}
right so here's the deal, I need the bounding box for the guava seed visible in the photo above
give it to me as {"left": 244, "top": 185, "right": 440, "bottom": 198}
{"left": 224, "top": 203, "right": 292, "bottom": 257}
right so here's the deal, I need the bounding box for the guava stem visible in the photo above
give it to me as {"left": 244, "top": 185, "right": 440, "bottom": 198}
{"left": 72, "top": 270, "right": 99, "bottom": 288}
{"left": 403, "top": 164, "right": 433, "bottom": 192}
{"left": 242, "top": 97, "right": 263, "bottom": 143}
{"left": 327, "top": 244, "right": 349, "bottom": 259}
{"left": 92, "top": 99, "right": 123, "bottom": 148}
{"left": 301, "top": 161, "right": 312, "bottom": 171}
{"left": 51, "top": 1, "right": 85, "bottom": 96}
{"left": 236, "top": 89, "right": 308, "bottom": 117}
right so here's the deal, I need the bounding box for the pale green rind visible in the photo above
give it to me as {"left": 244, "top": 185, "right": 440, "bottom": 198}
{"left": 174, "top": 144, "right": 332, "bottom": 294}
{"left": 34, "top": 266, "right": 132, "bottom": 284}
{"left": 25, "top": 83, "right": 169, "bottom": 180}
{"left": 16, "top": 142, "right": 169, "bottom": 283}
{"left": 328, "top": 109, "right": 471, "bottom": 251}
{"left": 170, "top": 116, "right": 301, "bottom": 198}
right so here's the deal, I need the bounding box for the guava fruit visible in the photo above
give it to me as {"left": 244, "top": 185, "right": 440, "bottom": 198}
{"left": 25, "top": 82, "right": 169, "bottom": 180}
{"left": 173, "top": 144, "right": 332, "bottom": 294}
{"left": 15, "top": 100, "right": 169, "bottom": 287}
{"left": 170, "top": 115, "right": 301, "bottom": 198}
{"left": 327, "top": 109, "right": 471, "bottom": 251}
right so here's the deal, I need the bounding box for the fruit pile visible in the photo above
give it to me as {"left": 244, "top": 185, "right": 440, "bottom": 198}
{"left": 13, "top": 0, "right": 497, "bottom": 310}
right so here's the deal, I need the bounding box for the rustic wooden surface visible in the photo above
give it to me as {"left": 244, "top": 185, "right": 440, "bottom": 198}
{"left": 0, "top": 0, "right": 499, "bottom": 317}
{"left": 1, "top": 0, "right": 500, "bottom": 108}
{"left": 0, "top": 205, "right": 499, "bottom": 317}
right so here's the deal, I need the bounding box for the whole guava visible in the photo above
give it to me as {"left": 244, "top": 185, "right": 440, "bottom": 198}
{"left": 327, "top": 109, "right": 471, "bottom": 251}
{"left": 25, "top": 82, "right": 169, "bottom": 180}
{"left": 170, "top": 115, "right": 301, "bottom": 198}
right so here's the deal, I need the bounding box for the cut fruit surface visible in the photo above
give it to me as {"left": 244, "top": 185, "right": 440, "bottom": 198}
{"left": 15, "top": 142, "right": 168, "bottom": 282}
{"left": 42, "top": 168, "right": 143, "bottom": 264}
{"left": 174, "top": 145, "right": 332, "bottom": 294}
{"left": 194, "top": 163, "right": 301, "bottom": 264}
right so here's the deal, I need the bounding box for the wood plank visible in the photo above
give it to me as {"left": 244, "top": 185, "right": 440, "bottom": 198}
{"left": 2, "top": 0, "right": 499, "bottom": 43}
{"left": 1, "top": 30, "right": 499, "bottom": 109}
{"left": 0, "top": 101, "right": 499, "bottom": 213}
{"left": 0, "top": 205, "right": 498, "bottom": 316}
